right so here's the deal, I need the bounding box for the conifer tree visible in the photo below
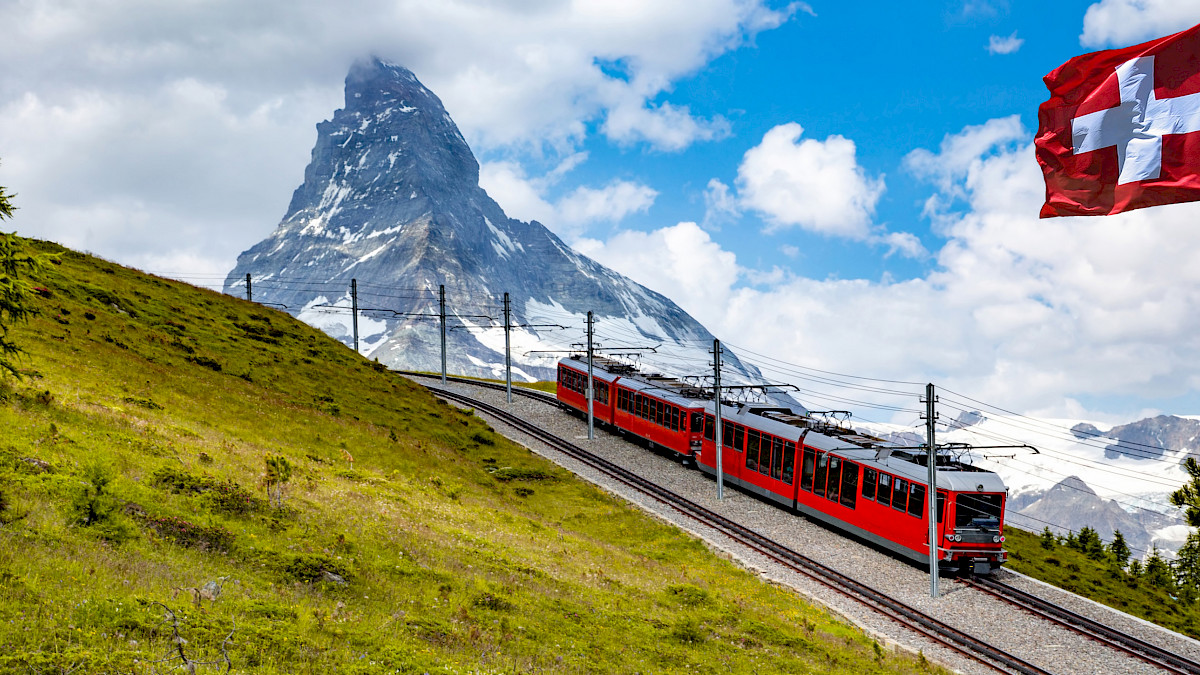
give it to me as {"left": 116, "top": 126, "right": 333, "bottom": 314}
{"left": 1040, "top": 526, "right": 1056, "bottom": 550}
{"left": 1108, "top": 530, "right": 1131, "bottom": 569}
{"left": 1144, "top": 546, "right": 1175, "bottom": 591}
{"left": 1172, "top": 458, "right": 1200, "bottom": 528}
{"left": 1077, "top": 526, "right": 1105, "bottom": 561}
{"left": 1175, "top": 531, "right": 1200, "bottom": 600}
{"left": 1065, "top": 530, "right": 1079, "bottom": 551}
{"left": 0, "top": 171, "right": 46, "bottom": 379}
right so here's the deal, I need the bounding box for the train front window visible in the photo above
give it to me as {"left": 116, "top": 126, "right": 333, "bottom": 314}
{"left": 955, "top": 493, "right": 1003, "bottom": 529}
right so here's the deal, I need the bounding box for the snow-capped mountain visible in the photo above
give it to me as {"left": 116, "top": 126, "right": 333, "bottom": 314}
{"left": 224, "top": 58, "right": 772, "bottom": 393}
{"left": 857, "top": 413, "right": 1196, "bottom": 559}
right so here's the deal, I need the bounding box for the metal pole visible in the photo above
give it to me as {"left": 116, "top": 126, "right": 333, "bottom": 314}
{"left": 350, "top": 278, "right": 359, "bottom": 354}
{"left": 714, "top": 339, "right": 724, "bottom": 500}
{"left": 927, "top": 382, "right": 939, "bottom": 598}
{"left": 586, "top": 311, "right": 594, "bottom": 440}
{"left": 504, "top": 292, "right": 512, "bottom": 404}
{"left": 439, "top": 284, "right": 447, "bottom": 385}
{"left": 245, "top": 273, "right": 252, "bottom": 302}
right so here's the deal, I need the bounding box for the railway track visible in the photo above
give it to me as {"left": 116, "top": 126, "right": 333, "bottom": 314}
{"left": 962, "top": 576, "right": 1200, "bottom": 675}
{"left": 419, "top": 380, "right": 1053, "bottom": 675}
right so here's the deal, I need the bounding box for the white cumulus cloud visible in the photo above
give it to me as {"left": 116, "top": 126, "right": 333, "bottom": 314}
{"left": 479, "top": 160, "right": 657, "bottom": 240}
{"left": 987, "top": 31, "right": 1024, "bottom": 54}
{"left": 736, "top": 122, "right": 885, "bottom": 238}
{"left": 1081, "top": 0, "right": 1200, "bottom": 48}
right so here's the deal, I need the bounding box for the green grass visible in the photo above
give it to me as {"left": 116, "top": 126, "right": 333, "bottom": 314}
{"left": 1005, "top": 528, "right": 1200, "bottom": 637}
{"left": 0, "top": 238, "right": 944, "bottom": 674}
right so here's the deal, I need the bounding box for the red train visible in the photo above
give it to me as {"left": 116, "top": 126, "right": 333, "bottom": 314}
{"left": 556, "top": 356, "right": 1009, "bottom": 575}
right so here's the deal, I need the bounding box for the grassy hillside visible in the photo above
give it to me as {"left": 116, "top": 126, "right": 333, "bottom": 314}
{"left": 1004, "top": 528, "right": 1199, "bottom": 637}
{"left": 0, "top": 238, "right": 943, "bottom": 674}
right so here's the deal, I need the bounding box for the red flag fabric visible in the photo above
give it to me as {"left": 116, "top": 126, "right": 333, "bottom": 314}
{"left": 1036, "top": 23, "right": 1200, "bottom": 217}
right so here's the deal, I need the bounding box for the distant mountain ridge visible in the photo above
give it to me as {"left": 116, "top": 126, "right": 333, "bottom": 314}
{"left": 225, "top": 58, "right": 772, "bottom": 392}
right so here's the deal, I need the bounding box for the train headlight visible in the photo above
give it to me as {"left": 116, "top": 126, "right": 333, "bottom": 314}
{"left": 953, "top": 534, "right": 961, "bottom": 542}
{"left": 999, "top": 536, "right": 1005, "bottom": 543}
{"left": 944, "top": 533, "right": 954, "bottom": 541}
{"left": 992, "top": 535, "right": 1001, "bottom": 543}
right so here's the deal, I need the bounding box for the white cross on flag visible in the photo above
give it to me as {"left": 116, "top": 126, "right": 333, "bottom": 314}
{"left": 1037, "top": 23, "right": 1200, "bottom": 217}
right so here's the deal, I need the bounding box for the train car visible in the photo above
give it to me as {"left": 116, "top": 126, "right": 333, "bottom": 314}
{"left": 556, "top": 357, "right": 705, "bottom": 459}
{"left": 694, "top": 404, "right": 1008, "bottom": 575}
{"left": 556, "top": 357, "right": 618, "bottom": 425}
{"left": 556, "top": 356, "right": 1009, "bottom": 575}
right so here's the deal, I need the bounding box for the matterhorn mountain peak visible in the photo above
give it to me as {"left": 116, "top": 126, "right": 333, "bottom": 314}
{"left": 225, "top": 59, "right": 775, "bottom": 396}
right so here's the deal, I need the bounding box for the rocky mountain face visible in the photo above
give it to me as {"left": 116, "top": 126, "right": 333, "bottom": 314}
{"left": 225, "top": 58, "right": 769, "bottom": 391}
{"left": 1006, "top": 476, "right": 1156, "bottom": 555}
{"left": 1072, "top": 415, "right": 1200, "bottom": 464}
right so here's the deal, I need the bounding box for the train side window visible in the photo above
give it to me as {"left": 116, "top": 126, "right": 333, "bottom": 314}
{"left": 892, "top": 478, "right": 909, "bottom": 512}
{"left": 781, "top": 443, "right": 795, "bottom": 485}
{"left": 723, "top": 423, "right": 734, "bottom": 448}
{"left": 758, "top": 434, "right": 772, "bottom": 476}
{"left": 672, "top": 407, "right": 680, "bottom": 431}
{"left": 704, "top": 415, "right": 715, "bottom": 441}
{"left": 840, "top": 461, "right": 858, "bottom": 509}
{"left": 862, "top": 468, "right": 877, "bottom": 500}
{"left": 908, "top": 484, "right": 925, "bottom": 518}
{"left": 826, "top": 457, "right": 841, "bottom": 501}
{"left": 733, "top": 425, "right": 744, "bottom": 452}
{"left": 745, "top": 429, "right": 761, "bottom": 471}
{"left": 597, "top": 383, "right": 609, "bottom": 405}
{"left": 770, "top": 437, "right": 783, "bottom": 480}
{"left": 877, "top": 473, "right": 892, "bottom": 507}
{"left": 800, "top": 448, "right": 815, "bottom": 491}
{"left": 937, "top": 492, "right": 946, "bottom": 524}
{"left": 757, "top": 433, "right": 768, "bottom": 474}
{"left": 814, "top": 453, "right": 829, "bottom": 497}
{"left": 691, "top": 412, "right": 703, "bottom": 433}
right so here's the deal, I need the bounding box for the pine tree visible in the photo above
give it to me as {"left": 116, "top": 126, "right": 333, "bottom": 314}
{"left": 1, "top": 170, "right": 46, "bottom": 380}
{"left": 1175, "top": 530, "right": 1200, "bottom": 599}
{"left": 1108, "top": 530, "right": 1131, "bottom": 569}
{"left": 1144, "top": 546, "right": 1175, "bottom": 591}
{"left": 1065, "top": 530, "right": 1079, "bottom": 551}
{"left": 1040, "top": 526, "right": 1056, "bottom": 550}
{"left": 1128, "top": 558, "right": 1144, "bottom": 579}
{"left": 1172, "top": 457, "right": 1200, "bottom": 528}
{"left": 1077, "top": 526, "right": 1105, "bottom": 561}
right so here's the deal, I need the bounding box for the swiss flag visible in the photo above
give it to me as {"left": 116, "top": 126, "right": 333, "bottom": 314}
{"left": 1037, "top": 23, "right": 1200, "bottom": 217}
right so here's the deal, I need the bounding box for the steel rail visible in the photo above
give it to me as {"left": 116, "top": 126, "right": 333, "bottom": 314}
{"left": 424, "top": 383, "right": 1053, "bottom": 675}
{"left": 963, "top": 577, "right": 1200, "bottom": 675}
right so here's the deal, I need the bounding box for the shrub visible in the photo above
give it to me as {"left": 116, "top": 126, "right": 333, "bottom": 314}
{"left": 490, "top": 467, "right": 556, "bottom": 482}
{"left": 70, "top": 462, "right": 135, "bottom": 544}
{"left": 138, "top": 514, "right": 234, "bottom": 552}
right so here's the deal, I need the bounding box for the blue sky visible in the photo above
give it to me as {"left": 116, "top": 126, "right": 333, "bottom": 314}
{"left": 3, "top": 0, "right": 1200, "bottom": 422}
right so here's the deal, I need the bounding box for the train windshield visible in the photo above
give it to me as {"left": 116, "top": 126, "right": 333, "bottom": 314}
{"left": 955, "top": 493, "right": 1003, "bottom": 529}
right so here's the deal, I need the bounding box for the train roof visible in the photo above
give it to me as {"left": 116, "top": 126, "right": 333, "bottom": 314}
{"left": 558, "top": 357, "right": 1006, "bottom": 493}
